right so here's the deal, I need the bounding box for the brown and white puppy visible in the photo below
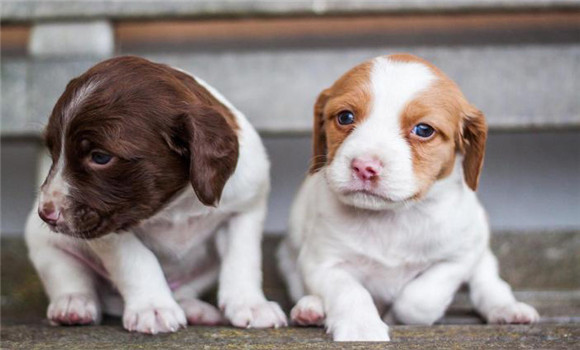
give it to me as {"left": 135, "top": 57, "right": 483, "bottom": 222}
{"left": 25, "top": 56, "right": 286, "bottom": 333}
{"left": 277, "top": 54, "right": 539, "bottom": 341}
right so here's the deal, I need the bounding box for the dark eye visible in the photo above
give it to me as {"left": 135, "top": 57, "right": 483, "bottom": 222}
{"left": 411, "top": 123, "right": 435, "bottom": 138}
{"left": 337, "top": 111, "right": 355, "bottom": 125}
{"left": 90, "top": 151, "right": 112, "bottom": 165}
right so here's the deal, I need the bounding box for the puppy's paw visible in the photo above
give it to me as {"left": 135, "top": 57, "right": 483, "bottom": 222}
{"left": 123, "top": 300, "right": 187, "bottom": 334}
{"left": 291, "top": 295, "right": 325, "bottom": 326}
{"left": 48, "top": 293, "right": 101, "bottom": 326}
{"left": 329, "top": 318, "right": 390, "bottom": 342}
{"left": 179, "top": 299, "right": 224, "bottom": 326}
{"left": 487, "top": 302, "right": 540, "bottom": 324}
{"left": 222, "top": 300, "right": 287, "bottom": 328}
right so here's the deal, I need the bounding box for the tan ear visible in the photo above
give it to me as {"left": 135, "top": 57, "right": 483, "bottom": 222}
{"left": 461, "top": 107, "right": 488, "bottom": 191}
{"left": 182, "top": 105, "right": 239, "bottom": 206}
{"left": 309, "top": 89, "right": 331, "bottom": 173}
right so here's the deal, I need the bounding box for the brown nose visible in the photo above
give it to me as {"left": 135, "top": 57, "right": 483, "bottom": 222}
{"left": 38, "top": 202, "right": 61, "bottom": 226}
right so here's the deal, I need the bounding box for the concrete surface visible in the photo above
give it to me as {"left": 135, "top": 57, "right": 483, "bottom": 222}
{"left": 1, "top": 232, "right": 579, "bottom": 348}
{"left": 1, "top": 324, "right": 579, "bottom": 349}
{"left": 2, "top": 0, "right": 580, "bottom": 22}
{"left": 3, "top": 44, "right": 580, "bottom": 136}
{"left": 28, "top": 21, "right": 114, "bottom": 57}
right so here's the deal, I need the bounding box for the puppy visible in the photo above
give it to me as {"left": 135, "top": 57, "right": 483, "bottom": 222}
{"left": 277, "top": 54, "right": 539, "bottom": 341}
{"left": 25, "top": 56, "right": 286, "bottom": 333}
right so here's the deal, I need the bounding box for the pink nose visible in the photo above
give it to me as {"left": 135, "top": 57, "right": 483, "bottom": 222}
{"left": 39, "top": 202, "right": 60, "bottom": 226}
{"left": 351, "top": 157, "right": 383, "bottom": 181}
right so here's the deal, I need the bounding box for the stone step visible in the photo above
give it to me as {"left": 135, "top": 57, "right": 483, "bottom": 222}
{"left": 2, "top": 0, "right": 579, "bottom": 22}
{"left": 2, "top": 231, "right": 578, "bottom": 325}
{"left": 1, "top": 324, "right": 579, "bottom": 349}
{"left": 2, "top": 43, "right": 579, "bottom": 137}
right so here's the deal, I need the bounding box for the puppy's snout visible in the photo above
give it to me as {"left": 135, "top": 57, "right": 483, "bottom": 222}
{"left": 39, "top": 201, "right": 61, "bottom": 226}
{"left": 351, "top": 157, "right": 383, "bottom": 181}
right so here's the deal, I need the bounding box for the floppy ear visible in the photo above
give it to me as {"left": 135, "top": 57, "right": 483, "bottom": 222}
{"left": 460, "top": 106, "right": 488, "bottom": 191}
{"left": 180, "top": 105, "right": 239, "bottom": 206}
{"left": 309, "top": 89, "right": 331, "bottom": 174}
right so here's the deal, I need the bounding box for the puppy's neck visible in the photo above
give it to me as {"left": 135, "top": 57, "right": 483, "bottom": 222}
{"left": 417, "top": 155, "right": 471, "bottom": 206}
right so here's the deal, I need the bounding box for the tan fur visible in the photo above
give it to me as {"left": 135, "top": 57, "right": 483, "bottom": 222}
{"left": 310, "top": 61, "right": 373, "bottom": 173}
{"left": 392, "top": 54, "right": 488, "bottom": 194}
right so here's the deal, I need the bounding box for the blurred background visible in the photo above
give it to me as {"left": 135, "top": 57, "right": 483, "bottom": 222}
{"left": 1, "top": 0, "right": 579, "bottom": 237}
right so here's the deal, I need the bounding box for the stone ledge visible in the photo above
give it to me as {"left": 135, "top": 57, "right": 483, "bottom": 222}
{"left": 2, "top": 0, "right": 580, "bottom": 22}
{"left": 2, "top": 44, "right": 580, "bottom": 137}
{"left": 2, "top": 231, "right": 579, "bottom": 326}
{"left": 1, "top": 324, "right": 578, "bottom": 349}
{"left": 2, "top": 231, "right": 579, "bottom": 347}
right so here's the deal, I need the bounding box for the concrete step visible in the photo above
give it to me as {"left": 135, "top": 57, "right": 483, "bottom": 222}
{"left": 2, "top": 231, "right": 578, "bottom": 347}
{"left": 2, "top": 43, "right": 580, "bottom": 137}
{"left": 2, "top": 0, "right": 579, "bottom": 22}
{"left": 1, "top": 324, "right": 579, "bottom": 349}
{"left": 2, "top": 231, "right": 578, "bottom": 324}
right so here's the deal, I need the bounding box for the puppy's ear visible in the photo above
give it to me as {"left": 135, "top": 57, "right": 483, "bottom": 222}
{"left": 459, "top": 106, "right": 488, "bottom": 191}
{"left": 309, "top": 89, "right": 331, "bottom": 173}
{"left": 178, "top": 105, "right": 239, "bottom": 206}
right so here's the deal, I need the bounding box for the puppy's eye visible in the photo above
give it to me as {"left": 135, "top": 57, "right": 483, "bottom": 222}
{"left": 90, "top": 151, "right": 113, "bottom": 165}
{"left": 411, "top": 123, "right": 435, "bottom": 138}
{"left": 337, "top": 111, "right": 355, "bottom": 125}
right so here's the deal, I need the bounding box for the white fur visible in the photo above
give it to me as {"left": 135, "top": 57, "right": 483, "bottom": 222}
{"left": 39, "top": 81, "right": 102, "bottom": 216}
{"left": 63, "top": 79, "right": 100, "bottom": 122}
{"left": 278, "top": 58, "right": 538, "bottom": 341}
{"left": 326, "top": 58, "right": 435, "bottom": 210}
{"left": 25, "top": 72, "right": 286, "bottom": 333}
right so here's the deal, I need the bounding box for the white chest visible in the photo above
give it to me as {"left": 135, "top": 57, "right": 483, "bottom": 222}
{"left": 315, "top": 200, "right": 481, "bottom": 302}
{"left": 131, "top": 189, "right": 233, "bottom": 279}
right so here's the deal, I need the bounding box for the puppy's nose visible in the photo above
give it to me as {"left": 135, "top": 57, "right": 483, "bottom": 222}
{"left": 351, "top": 157, "right": 382, "bottom": 181}
{"left": 39, "top": 202, "right": 61, "bottom": 226}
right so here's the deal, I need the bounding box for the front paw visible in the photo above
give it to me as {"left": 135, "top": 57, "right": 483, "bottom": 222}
{"left": 48, "top": 293, "right": 101, "bottom": 326}
{"left": 329, "top": 318, "right": 390, "bottom": 341}
{"left": 291, "top": 295, "right": 325, "bottom": 326}
{"left": 123, "top": 300, "right": 187, "bottom": 334}
{"left": 487, "top": 302, "right": 540, "bottom": 324}
{"left": 179, "top": 298, "right": 225, "bottom": 326}
{"left": 222, "top": 299, "right": 287, "bottom": 328}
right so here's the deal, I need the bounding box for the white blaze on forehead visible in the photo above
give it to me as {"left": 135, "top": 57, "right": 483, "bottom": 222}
{"left": 366, "top": 57, "right": 436, "bottom": 135}
{"left": 63, "top": 79, "right": 100, "bottom": 122}
{"left": 326, "top": 57, "right": 437, "bottom": 208}
{"left": 40, "top": 79, "right": 100, "bottom": 207}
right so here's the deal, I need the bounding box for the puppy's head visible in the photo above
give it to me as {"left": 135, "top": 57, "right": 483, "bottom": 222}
{"left": 311, "top": 54, "right": 487, "bottom": 210}
{"left": 38, "top": 56, "right": 239, "bottom": 238}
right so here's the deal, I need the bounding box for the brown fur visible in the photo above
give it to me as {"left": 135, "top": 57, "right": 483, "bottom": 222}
{"left": 389, "top": 53, "right": 487, "bottom": 191}
{"left": 310, "top": 61, "right": 373, "bottom": 173}
{"left": 42, "top": 56, "right": 239, "bottom": 239}
{"left": 309, "top": 54, "right": 487, "bottom": 196}
{"left": 393, "top": 54, "right": 488, "bottom": 194}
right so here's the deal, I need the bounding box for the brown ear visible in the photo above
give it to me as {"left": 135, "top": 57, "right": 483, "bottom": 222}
{"left": 182, "top": 105, "right": 239, "bottom": 206}
{"left": 309, "top": 89, "right": 331, "bottom": 173}
{"left": 460, "top": 107, "right": 488, "bottom": 191}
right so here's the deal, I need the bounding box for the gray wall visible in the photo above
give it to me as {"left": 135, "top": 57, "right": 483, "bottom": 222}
{"left": 2, "top": 131, "right": 579, "bottom": 236}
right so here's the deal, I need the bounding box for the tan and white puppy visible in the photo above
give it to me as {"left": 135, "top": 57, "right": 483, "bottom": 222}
{"left": 277, "top": 54, "right": 539, "bottom": 341}
{"left": 25, "top": 56, "right": 286, "bottom": 334}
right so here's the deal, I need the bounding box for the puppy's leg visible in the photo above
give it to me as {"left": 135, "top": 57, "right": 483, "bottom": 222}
{"left": 469, "top": 249, "right": 539, "bottom": 324}
{"left": 291, "top": 295, "right": 325, "bottom": 326}
{"left": 217, "top": 199, "right": 287, "bottom": 328}
{"left": 88, "top": 233, "right": 186, "bottom": 334}
{"left": 393, "top": 261, "right": 468, "bottom": 325}
{"left": 276, "top": 239, "right": 305, "bottom": 303}
{"left": 304, "top": 265, "right": 389, "bottom": 341}
{"left": 173, "top": 266, "right": 224, "bottom": 326}
{"left": 25, "top": 211, "right": 101, "bottom": 326}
